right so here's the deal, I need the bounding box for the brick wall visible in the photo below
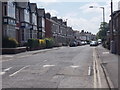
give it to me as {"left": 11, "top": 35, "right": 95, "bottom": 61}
{"left": 45, "top": 18, "right": 52, "bottom": 38}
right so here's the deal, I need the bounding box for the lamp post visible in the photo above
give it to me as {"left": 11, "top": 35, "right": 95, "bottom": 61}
{"left": 100, "top": 7, "right": 105, "bottom": 24}
{"left": 89, "top": 6, "right": 105, "bottom": 42}
{"left": 89, "top": 6, "right": 105, "bottom": 23}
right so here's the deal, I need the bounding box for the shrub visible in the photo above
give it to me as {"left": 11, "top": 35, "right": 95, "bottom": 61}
{"left": 102, "top": 41, "right": 110, "bottom": 50}
{"left": 2, "top": 37, "right": 18, "bottom": 48}
{"left": 45, "top": 38, "right": 54, "bottom": 48}
{"left": 39, "top": 39, "right": 46, "bottom": 48}
{"left": 27, "top": 39, "right": 39, "bottom": 49}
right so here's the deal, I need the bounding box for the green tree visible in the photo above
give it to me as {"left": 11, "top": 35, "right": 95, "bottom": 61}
{"left": 96, "top": 22, "right": 109, "bottom": 41}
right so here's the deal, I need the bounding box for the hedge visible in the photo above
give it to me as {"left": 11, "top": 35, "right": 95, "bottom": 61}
{"left": 27, "top": 38, "right": 39, "bottom": 49}
{"left": 45, "top": 38, "right": 54, "bottom": 48}
{"left": 2, "top": 37, "right": 18, "bottom": 48}
{"left": 39, "top": 39, "right": 46, "bottom": 48}
{"left": 27, "top": 38, "right": 55, "bottom": 50}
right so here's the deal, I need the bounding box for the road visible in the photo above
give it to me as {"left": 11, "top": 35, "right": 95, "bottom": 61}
{"left": 2, "top": 45, "right": 94, "bottom": 88}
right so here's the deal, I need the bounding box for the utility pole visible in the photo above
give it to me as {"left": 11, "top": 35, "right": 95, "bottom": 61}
{"left": 111, "top": 0, "right": 114, "bottom": 40}
{"left": 110, "top": 0, "right": 115, "bottom": 53}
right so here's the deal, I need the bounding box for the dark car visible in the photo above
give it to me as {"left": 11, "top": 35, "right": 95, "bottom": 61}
{"left": 90, "top": 41, "right": 98, "bottom": 46}
{"left": 69, "top": 41, "right": 77, "bottom": 47}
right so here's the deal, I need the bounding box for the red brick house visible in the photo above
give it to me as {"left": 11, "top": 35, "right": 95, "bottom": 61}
{"left": 45, "top": 13, "right": 52, "bottom": 38}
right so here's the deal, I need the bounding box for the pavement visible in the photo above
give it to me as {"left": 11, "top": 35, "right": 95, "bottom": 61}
{"left": 96, "top": 45, "right": 118, "bottom": 88}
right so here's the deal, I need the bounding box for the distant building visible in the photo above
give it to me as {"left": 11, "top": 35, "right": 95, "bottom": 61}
{"left": 79, "top": 30, "right": 96, "bottom": 41}
{"left": 66, "top": 27, "right": 74, "bottom": 44}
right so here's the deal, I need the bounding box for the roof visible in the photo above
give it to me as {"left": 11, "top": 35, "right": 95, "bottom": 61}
{"left": 16, "top": 2, "right": 29, "bottom": 9}
{"left": 29, "top": 3, "right": 37, "bottom": 13}
{"left": 110, "top": 10, "right": 120, "bottom": 17}
{"left": 37, "top": 8, "right": 45, "bottom": 17}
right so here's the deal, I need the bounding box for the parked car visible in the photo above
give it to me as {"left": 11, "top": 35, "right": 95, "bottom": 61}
{"left": 69, "top": 41, "right": 77, "bottom": 47}
{"left": 81, "top": 41, "right": 86, "bottom": 45}
{"left": 90, "top": 41, "right": 98, "bottom": 46}
{"left": 98, "top": 41, "right": 102, "bottom": 44}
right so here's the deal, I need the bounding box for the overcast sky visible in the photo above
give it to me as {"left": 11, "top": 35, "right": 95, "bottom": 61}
{"left": 30, "top": 0, "right": 119, "bottom": 34}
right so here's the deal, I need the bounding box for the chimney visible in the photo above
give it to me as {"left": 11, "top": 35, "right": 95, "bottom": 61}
{"left": 45, "top": 13, "right": 51, "bottom": 19}
{"left": 51, "top": 17, "right": 57, "bottom": 22}
{"left": 58, "top": 19, "right": 63, "bottom": 24}
{"left": 63, "top": 21, "right": 67, "bottom": 26}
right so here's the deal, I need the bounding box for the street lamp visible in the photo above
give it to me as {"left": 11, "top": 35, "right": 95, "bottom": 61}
{"left": 89, "top": 6, "right": 105, "bottom": 23}
{"left": 89, "top": 6, "right": 106, "bottom": 42}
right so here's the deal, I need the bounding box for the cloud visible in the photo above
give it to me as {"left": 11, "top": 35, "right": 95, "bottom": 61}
{"left": 30, "top": 0, "right": 119, "bottom": 3}
{"left": 67, "top": 17, "right": 101, "bottom": 34}
{"left": 79, "top": 2, "right": 102, "bottom": 14}
{"left": 30, "top": 0, "right": 119, "bottom": 34}
{"left": 62, "top": 1, "right": 119, "bottom": 34}
{"left": 30, "top": 0, "right": 58, "bottom": 3}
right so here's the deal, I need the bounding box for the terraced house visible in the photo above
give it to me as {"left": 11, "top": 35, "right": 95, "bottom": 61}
{"left": 45, "top": 15, "right": 75, "bottom": 46}
{"left": 2, "top": 1, "right": 16, "bottom": 39}
{"left": 16, "top": 2, "right": 31, "bottom": 45}
{"left": 1, "top": 0, "right": 76, "bottom": 47}
{"left": 2, "top": 1, "right": 38, "bottom": 46}
{"left": 29, "top": 3, "right": 38, "bottom": 39}
{"left": 37, "top": 8, "right": 45, "bottom": 39}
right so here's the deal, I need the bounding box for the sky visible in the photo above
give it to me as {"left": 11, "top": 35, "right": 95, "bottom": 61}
{"left": 30, "top": 0, "right": 119, "bottom": 34}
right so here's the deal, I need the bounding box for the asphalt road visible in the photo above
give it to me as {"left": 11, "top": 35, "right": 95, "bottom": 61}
{"left": 2, "top": 45, "right": 94, "bottom": 88}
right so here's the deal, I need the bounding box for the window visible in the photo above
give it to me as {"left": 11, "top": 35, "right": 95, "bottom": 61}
{"left": 4, "top": 5, "right": 7, "bottom": 16}
{"left": 16, "top": 8, "right": 19, "bottom": 21}
{"left": 6, "top": 25, "right": 16, "bottom": 38}
{"left": 32, "top": 13, "right": 37, "bottom": 25}
{"left": 4, "top": 18, "right": 7, "bottom": 23}
{"left": 8, "top": 1, "right": 15, "bottom": 18}
{"left": 24, "top": 9, "right": 30, "bottom": 22}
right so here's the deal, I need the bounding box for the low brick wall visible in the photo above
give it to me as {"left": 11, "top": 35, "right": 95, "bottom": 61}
{"left": 2, "top": 47, "right": 26, "bottom": 54}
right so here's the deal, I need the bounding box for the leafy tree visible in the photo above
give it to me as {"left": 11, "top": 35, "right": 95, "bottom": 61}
{"left": 96, "top": 22, "right": 109, "bottom": 42}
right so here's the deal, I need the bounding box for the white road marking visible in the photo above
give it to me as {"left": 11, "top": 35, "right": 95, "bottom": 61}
{"left": 102, "top": 52, "right": 109, "bottom": 54}
{"left": 3, "top": 55, "right": 14, "bottom": 58}
{"left": 19, "top": 55, "right": 31, "bottom": 58}
{"left": 0, "top": 72, "right": 5, "bottom": 75}
{"left": 0, "top": 67, "right": 12, "bottom": 75}
{"left": 70, "top": 65, "right": 79, "bottom": 68}
{"left": 2, "top": 59, "right": 13, "bottom": 62}
{"left": 9, "top": 65, "right": 30, "bottom": 77}
{"left": 88, "top": 66, "right": 92, "bottom": 76}
{"left": 4, "top": 67, "right": 12, "bottom": 72}
{"left": 43, "top": 65, "right": 55, "bottom": 68}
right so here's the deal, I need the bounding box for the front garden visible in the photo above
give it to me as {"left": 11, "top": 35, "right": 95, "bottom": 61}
{"left": 2, "top": 37, "right": 55, "bottom": 54}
